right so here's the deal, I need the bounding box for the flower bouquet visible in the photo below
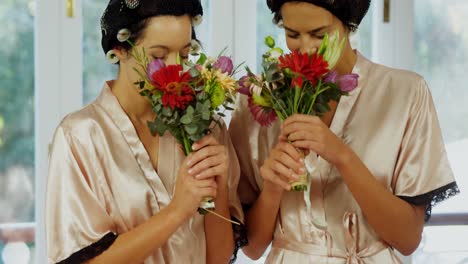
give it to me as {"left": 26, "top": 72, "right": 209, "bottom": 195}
{"left": 239, "top": 32, "right": 359, "bottom": 191}
{"left": 131, "top": 44, "right": 241, "bottom": 214}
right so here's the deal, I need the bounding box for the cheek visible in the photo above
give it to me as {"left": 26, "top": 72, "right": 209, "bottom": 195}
{"left": 121, "top": 58, "right": 141, "bottom": 81}
{"left": 286, "top": 36, "right": 301, "bottom": 51}
{"left": 286, "top": 36, "right": 322, "bottom": 53}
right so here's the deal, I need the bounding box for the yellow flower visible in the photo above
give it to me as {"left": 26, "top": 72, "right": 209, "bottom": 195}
{"left": 252, "top": 94, "right": 271, "bottom": 107}
{"left": 215, "top": 70, "right": 237, "bottom": 94}
{"left": 201, "top": 67, "right": 214, "bottom": 80}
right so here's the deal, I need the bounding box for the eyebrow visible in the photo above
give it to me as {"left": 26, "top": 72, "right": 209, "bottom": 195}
{"left": 149, "top": 42, "right": 192, "bottom": 50}
{"left": 284, "top": 25, "right": 329, "bottom": 35}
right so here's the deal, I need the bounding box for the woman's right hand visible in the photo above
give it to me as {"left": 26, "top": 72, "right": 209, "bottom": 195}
{"left": 260, "top": 137, "right": 305, "bottom": 194}
{"left": 170, "top": 153, "right": 218, "bottom": 220}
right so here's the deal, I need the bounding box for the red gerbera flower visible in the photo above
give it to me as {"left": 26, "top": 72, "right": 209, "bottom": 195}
{"left": 151, "top": 64, "right": 194, "bottom": 110}
{"left": 278, "top": 51, "right": 329, "bottom": 86}
{"left": 248, "top": 97, "right": 277, "bottom": 126}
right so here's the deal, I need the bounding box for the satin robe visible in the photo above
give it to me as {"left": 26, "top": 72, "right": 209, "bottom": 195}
{"left": 229, "top": 52, "right": 458, "bottom": 264}
{"left": 46, "top": 82, "right": 244, "bottom": 263}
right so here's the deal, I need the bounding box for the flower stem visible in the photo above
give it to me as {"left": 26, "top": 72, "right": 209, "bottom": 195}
{"left": 181, "top": 129, "right": 192, "bottom": 156}
{"left": 307, "top": 86, "right": 331, "bottom": 115}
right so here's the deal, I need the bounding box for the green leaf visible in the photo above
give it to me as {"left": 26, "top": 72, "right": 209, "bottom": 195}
{"left": 162, "top": 107, "right": 173, "bottom": 117}
{"left": 189, "top": 67, "right": 201, "bottom": 78}
{"left": 180, "top": 113, "right": 193, "bottom": 124}
{"left": 315, "top": 103, "right": 330, "bottom": 115}
{"left": 154, "top": 118, "right": 169, "bottom": 136}
{"left": 155, "top": 104, "right": 162, "bottom": 112}
{"left": 186, "top": 105, "right": 195, "bottom": 116}
{"left": 293, "top": 87, "right": 301, "bottom": 113}
{"left": 202, "top": 110, "right": 211, "bottom": 120}
{"left": 185, "top": 124, "right": 198, "bottom": 135}
{"left": 147, "top": 120, "right": 158, "bottom": 136}
{"left": 197, "top": 53, "right": 207, "bottom": 65}
{"left": 202, "top": 100, "right": 212, "bottom": 111}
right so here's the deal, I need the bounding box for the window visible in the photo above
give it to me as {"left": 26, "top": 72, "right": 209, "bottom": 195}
{"left": 411, "top": 0, "right": 468, "bottom": 262}
{"left": 82, "top": 0, "right": 117, "bottom": 104}
{"left": 0, "top": 0, "right": 35, "bottom": 263}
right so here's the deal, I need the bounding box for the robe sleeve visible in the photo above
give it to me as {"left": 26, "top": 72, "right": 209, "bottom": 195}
{"left": 392, "top": 78, "right": 459, "bottom": 221}
{"left": 46, "top": 126, "right": 117, "bottom": 263}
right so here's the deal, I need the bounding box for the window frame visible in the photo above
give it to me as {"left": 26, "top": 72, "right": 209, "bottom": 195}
{"left": 27, "top": 0, "right": 467, "bottom": 263}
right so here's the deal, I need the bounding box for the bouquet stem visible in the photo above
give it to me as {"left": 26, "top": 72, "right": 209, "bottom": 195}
{"left": 181, "top": 131, "right": 215, "bottom": 214}
{"left": 290, "top": 148, "right": 309, "bottom": 192}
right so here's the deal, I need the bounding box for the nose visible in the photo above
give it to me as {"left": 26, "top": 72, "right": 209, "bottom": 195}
{"left": 298, "top": 36, "right": 320, "bottom": 54}
{"left": 299, "top": 45, "right": 318, "bottom": 55}
{"left": 165, "top": 52, "right": 178, "bottom": 65}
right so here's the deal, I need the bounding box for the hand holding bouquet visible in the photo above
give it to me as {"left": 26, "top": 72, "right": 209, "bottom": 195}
{"left": 131, "top": 44, "right": 241, "bottom": 216}
{"left": 239, "top": 32, "right": 359, "bottom": 191}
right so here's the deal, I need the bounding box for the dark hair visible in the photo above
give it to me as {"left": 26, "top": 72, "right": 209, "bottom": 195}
{"left": 267, "top": 0, "right": 371, "bottom": 32}
{"left": 111, "top": 18, "right": 149, "bottom": 53}
{"left": 100, "top": 0, "right": 203, "bottom": 54}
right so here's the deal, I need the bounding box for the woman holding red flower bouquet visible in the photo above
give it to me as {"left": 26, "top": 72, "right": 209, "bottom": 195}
{"left": 229, "top": 0, "right": 459, "bottom": 263}
{"left": 46, "top": 0, "right": 244, "bottom": 263}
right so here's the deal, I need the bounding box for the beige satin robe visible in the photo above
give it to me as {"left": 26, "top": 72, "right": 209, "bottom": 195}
{"left": 229, "top": 53, "right": 458, "bottom": 264}
{"left": 46, "top": 82, "right": 243, "bottom": 263}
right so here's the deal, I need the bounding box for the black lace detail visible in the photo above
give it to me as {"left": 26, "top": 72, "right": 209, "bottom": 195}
{"left": 57, "top": 232, "right": 118, "bottom": 264}
{"left": 241, "top": 203, "right": 253, "bottom": 213}
{"left": 229, "top": 217, "right": 248, "bottom": 264}
{"left": 398, "top": 182, "right": 460, "bottom": 222}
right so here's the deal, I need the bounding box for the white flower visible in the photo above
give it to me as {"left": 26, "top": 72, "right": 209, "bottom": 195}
{"left": 205, "top": 57, "right": 216, "bottom": 66}
{"left": 106, "top": 50, "right": 119, "bottom": 64}
{"left": 318, "top": 30, "right": 345, "bottom": 70}
{"left": 276, "top": 19, "right": 284, "bottom": 28}
{"left": 192, "top": 15, "right": 203, "bottom": 27}
{"left": 190, "top": 39, "right": 201, "bottom": 55}
{"left": 269, "top": 47, "right": 284, "bottom": 60}
{"left": 117, "top": 28, "right": 131, "bottom": 42}
{"left": 251, "top": 84, "right": 263, "bottom": 96}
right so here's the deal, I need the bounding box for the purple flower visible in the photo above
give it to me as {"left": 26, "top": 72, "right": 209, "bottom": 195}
{"left": 324, "top": 70, "right": 338, "bottom": 83}
{"left": 147, "top": 59, "right": 165, "bottom": 82}
{"left": 238, "top": 75, "right": 252, "bottom": 95}
{"left": 213, "top": 56, "right": 234, "bottom": 75}
{"left": 324, "top": 71, "right": 359, "bottom": 92}
{"left": 338, "top": 73, "right": 359, "bottom": 92}
{"left": 248, "top": 97, "right": 277, "bottom": 127}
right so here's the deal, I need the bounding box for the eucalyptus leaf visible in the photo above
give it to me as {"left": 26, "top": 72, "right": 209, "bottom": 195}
{"left": 202, "top": 110, "right": 211, "bottom": 121}
{"left": 180, "top": 114, "right": 193, "bottom": 124}
{"left": 185, "top": 124, "right": 198, "bottom": 135}
{"left": 189, "top": 67, "right": 200, "bottom": 78}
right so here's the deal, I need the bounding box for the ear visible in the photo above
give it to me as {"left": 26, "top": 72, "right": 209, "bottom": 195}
{"left": 113, "top": 46, "right": 130, "bottom": 62}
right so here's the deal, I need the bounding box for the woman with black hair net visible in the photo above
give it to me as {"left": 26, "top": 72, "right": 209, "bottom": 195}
{"left": 229, "top": 0, "right": 459, "bottom": 263}
{"left": 46, "top": 1, "right": 245, "bottom": 263}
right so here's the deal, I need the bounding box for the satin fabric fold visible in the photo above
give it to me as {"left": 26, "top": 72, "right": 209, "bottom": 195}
{"left": 46, "top": 82, "right": 244, "bottom": 263}
{"left": 229, "top": 52, "right": 457, "bottom": 263}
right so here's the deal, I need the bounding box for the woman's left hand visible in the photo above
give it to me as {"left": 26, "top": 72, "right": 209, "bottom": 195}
{"left": 281, "top": 114, "right": 351, "bottom": 167}
{"left": 187, "top": 134, "right": 229, "bottom": 188}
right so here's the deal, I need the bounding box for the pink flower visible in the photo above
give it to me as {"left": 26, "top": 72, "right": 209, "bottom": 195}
{"left": 338, "top": 73, "right": 359, "bottom": 92}
{"left": 324, "top": 71, "right": 359, "bottom": 92}
{"left": 324, "top": 70, "right": 338, "bottom": 83}
{"left": 238, "top": 75, "right": 251, "bottom": 95}
{"left": 147, "top": 59, "right": 165, "bottom": 82}
{"left": 213, "top": 56, "right": 234, "bottom": 75}
{"left": 248, "top": 97, "right": 277, "bottom": 126}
